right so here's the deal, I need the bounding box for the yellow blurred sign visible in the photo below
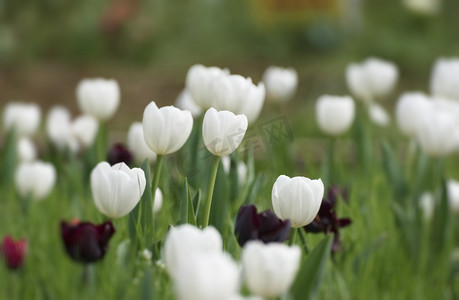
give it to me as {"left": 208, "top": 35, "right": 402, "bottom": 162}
{"left": 250, "top": 0, "right": 341, "bottom": 25}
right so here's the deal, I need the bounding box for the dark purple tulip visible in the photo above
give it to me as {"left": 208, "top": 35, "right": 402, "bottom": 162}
{"left": 107, "top": 143, "right": 133, "bottom": 166}
{"left": 327, "top": 185, "right": 349, "bottom": 205}
{"left": 61, "top": 220, "right": 115, "bottom": 264}
{"left": 235, "top": 204, "right": 290, "bottom": 247}
{"left": 304, "top": 198, "right": 351, "bottom": 253}
{"left": 1, "top": 236, "right": 27, "bottom": 270}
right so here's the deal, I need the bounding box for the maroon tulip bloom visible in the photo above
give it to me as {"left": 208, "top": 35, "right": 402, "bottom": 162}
{"left": 61, "top": 220, "right": 115, "bottom": 264}
{"left": 304, "top": 198, "right": 351, "bottom": 253}
{"left": 1, "top": 236, "right": 27, "bottom": 270}
{"left": 235, "top": 204, "right": 290, "bottom": 247}
{"left": 107, "top": 143, "right": 133, "bottom": 166}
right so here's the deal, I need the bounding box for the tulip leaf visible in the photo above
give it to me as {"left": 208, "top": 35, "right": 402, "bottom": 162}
{"left": 291, "top": 235, "right": 333, "bottom": 300}
{"left": 431, "top": 177, "right": 451, "bottom": 254}
{"left": 0, "top": 130, "right": 17, "bottom": 187}
{"left": 192, "top": 189, "right": 201, "bottom": 221}
{"left": 141, "top": 266, "right": 155, "bottom": 300}
{"left": 140, "top": 160, "right": 154, "bottom": 247}
{"left": 180, "top": 178, "right": 197, "bottom": 226}
{"left": 381, "top": 140, "right": 407, "bottom": 202}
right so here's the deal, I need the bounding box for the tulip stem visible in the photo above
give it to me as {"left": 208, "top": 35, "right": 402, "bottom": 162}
{"left": 203, "top": 155, "right": 221, "bottom": 227}
{"left": 151, "top": 155, "right": 164, "bottom": 211}
{"left": 288, "top": 228, "right": 298, "bottom": 246}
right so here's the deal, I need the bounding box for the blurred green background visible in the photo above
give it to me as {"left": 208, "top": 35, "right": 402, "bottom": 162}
{"left": 1, "top": 0, "right": 459, "bottom": 127}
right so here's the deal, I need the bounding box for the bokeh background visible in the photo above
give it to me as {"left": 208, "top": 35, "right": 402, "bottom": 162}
{"left": 1, "top": 0, "right": 459, "bottom": 131}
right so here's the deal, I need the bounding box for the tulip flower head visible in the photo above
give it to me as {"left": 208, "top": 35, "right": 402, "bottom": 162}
{"left": 242, "top": 241, "right": 301, "bottom": 298}
{"left": 107, "top": 143, "right": 133, "bottom": 166}
{"left": 368, "top": 103, "right": 390, "bottom": 127}
{"left": 262, "top": 66, "right": 298, "bottom": 103}
{"left": 447, "top": 179, "right": 459, "bottom": 213}
{"left": 17, "top": 137, "right": 37, "bottom": 162}
{"left": 315, "top": 95, "right": 355, "bottom": 135}
{"left": 202, "top": 108, "right": 248, "bottom": 157}
{"left": 175, "top": 89, "right": 203, "bottom": 118}
{"left": 153, "top": 188, "right": 163, "bottom": 214}
{"left": 127, "top": 122, "right": 157, "bottom": 164}
{"left": 142, "top": 101, "right": 193, "bottom": 155}
{"left": 174, "top": 252, "right": 240, "bottom": 300}
{"left": 3, "top": 102, "right": 41, "bottom": 137}
{"left": 1, "top": 236, "right": 27, "bottom": 270}
{"left": 71, "top": 114, "right": 99, "bottom": 151}
{"left": 395, "top": 92, "right": 432, "bottom": 137}
{"left": 430, "top": 58, "right": 459, "bottom": 100}
{"left": 235, "top": 204, "right": 290, "bottom": 247}
{"left": 76, "top": 78, "right": 120, "bottom": 121}
{"left": 15, "top": 161, "right": 56, "bottom": 201}
{"left": 61, "top": 220, "right": 115, "bottom": 264}
{"left": 164, "top": 224, "right": 223, "bottom": 278}
{"left": 403, "top": 0, "right": 440, "bottom": 15}
{"left": 346, "top": 57, "right": 398, "bottom": 102}
{"left": 272, "top": 175, "right": 324, "bottom": 228}
{"left": 90, "top": 162, "right": 146, "bottom": 218}
{"left": 419, "top": 192, "right": 435, "bottom": 220}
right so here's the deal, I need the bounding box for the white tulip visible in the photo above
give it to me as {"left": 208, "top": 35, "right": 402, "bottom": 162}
{"left": 416, "top": 108, "right": 457, "bottom": 157}
{"left": 316, "top": 95, "right": 355, "bottom": 135}
{"left": 242, "top": 241, "right": 301, "bottom": 298}
{"left": 403, "top": 0, "right": 440, "bottom": 15}
{"left": 71, "top": 114, "right": 99, "bottom": 149}
{"left": 430, "top": 58, "right": 459, "bottom": 100}
{"left": 368, "top": 103, "right": 390, "bottom": 127}
{"left": 127, "top": 122, "right": 156, "bottom": 164}
{"left": 419, "top": 192, "right": 434, "bottom": 220}
{"left": 46, "top": 106, "right": 72, "bottom": 150}
{"left": 90, "top": 162, "right": 146, "bottom": 218}
{"left": 346, "top": 57, "right": 398, "bottom": 101}
{"left": 272, "top": 175, "right": 324, "bottom": 228}
{"left": 262, "top": 66, "right": 298, "bottom": 103}
{"left": 153, "top": 188, "right": 163, "bottom": 214}
{"left": 222, "top": 156, "right": 248, "bottom": 184}
{"left": 186, "top": 64, "right": 230, "bottom": 109}
{"left": 202, "top": 108, "right": 248, "bottom": 157}
{"left": 3, "top": 102, "right": 41, "bottom": 136}
{"left": 15, "top": 161, "right": 56, "bottom": 201}
{"left": 174, "top": 252, "right": 240, "bottom": 300}
{"left": 76, "top": 78, "right": 120, "bottom": 121}
{"left": 142, "top": 101, "right": 193, "bottom": 155}
{"left": 175, "top": 89, "right": 203, "bottom": 117}
{"left": 239, "top": 81, "right": 265, "bottom": 124}
{"left": 164, "top": 224, "right": 223, "bottom": 278}
{"left": 395, "top": 92, "right": 432, "bottom": 137}
{"left": 17, "top": 137, "right": 36, "bottom": 162}
{"left": 447, "top": 179, "right": 459, "bottom": 213}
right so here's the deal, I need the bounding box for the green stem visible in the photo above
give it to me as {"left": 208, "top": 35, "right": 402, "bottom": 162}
{"left": 151, "top": 155, "right": 164, "bottom": 211}
{"left": 203, "top": 155, "right": 221, "bottom": 227}
{"left": 96, "top": 122, "right": 107, "bottom": 163}
{"left": 288, "top": 228, "right": 298, "bottom": 246}
{"left": 298, "top": 228, "right": 309, "bottom": 254}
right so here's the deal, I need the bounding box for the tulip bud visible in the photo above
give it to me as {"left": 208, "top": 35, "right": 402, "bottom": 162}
{"left": 447, "top": 179, "right": 459, "bottom": 213}
{"left": 222, "top": 156, "right": 248, "bottom": 184}
{"left": 262, "top": 66, "right": 298, "bottom": 103}
{"left": 185, "top": 64, "right": 230, "bottom": 109}
{"left": 272, "top": 175, "right": 324, "bottom": 228}
{"left": 164, "top": 224, "right": 223, "bottom": 278}
{"left": 235, "top": 204, "right": 290, "bottom": 247}
{"left": 1, "top": 236, "right": 27, "bottom": 270}
{"left": 174, "top": 252, "right": 240, "bottom": 300}
{"left": 142, "top": 101, "right": 193, "bottom": 155}
{"left": 415, "top": 108, "right": 457, "bottom": 157}
{"left": 61, "top": 220, "right": 115, "bottom": 263}
{"left": 71, "top": 114, "right": 99, "bottom": 150}
{"left": 403, "top": 0, "right": 440, "bottom": 15}
{"left": 202, "top": 108, "right": 248, "bottom": 157}
{"left": 175, "top": 90, "right": 203, "bottom": 118}
{"left": 239, "top": 81, "right": 265, "bottom": 124}
{"left": 17, "top": 137, "right": 37, "bottom": 162}
{"left": 395, "top": 92, "right": 432, "bottom": 137}
{"left": 368, "top": 103, "right": 390, "bottom": 127}
{"left": 419, "top": 192, "right": 434, "bottom": 220}
{"left": 346, "top": 57, "right": 398, "bottom": 101}
{"left": 430, "top": 58, "right": 459, "bottom": 100}
{"left": 315, "top": 95, "right": 355, "bottom": 135}
{"left": 153, "top": 188, "right": 163, "bottom": 214}
{"left": 76, "top": 78, "right": 120, "bottom": 121}
{"left": 126, "top": 122, "right": 156, "bottom": 164}
{"left": 107, "top": 143, "right": 133, "bottom": 166}
{"left": 3, "top": 102, "right": 41, "bottom": 136}
{"left": 46, "top": 106, "right": 72, "bottom": 150}
{"left": 90, "top": 162, "right": 146, "bottom": 218}
{"left": 242, "top": 241, "right": 301, "bottom": 298}
{"left": 15, "top": 161, "right": 56, "bottom": 201}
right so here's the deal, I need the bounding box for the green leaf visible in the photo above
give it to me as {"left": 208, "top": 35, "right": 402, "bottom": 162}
{"left": 431, "top": 178, "right": 451, "bottom": 254}
{"left": 140, "top": 160, "right": 154, "bottom": 247}
{"left": 180, "top": 178, "right": 197, "bottom": 225}
{"left": 381, "top": 140, "right": 407, "bottom": 202}
{"left": 0, "top": 130, "right": 17, "bottom": 187}
{"left": 141, "top": 267, "right": 155, "bottom": 300}
{"left": 291, "top": 235, "right": 333, "bottom": 300}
